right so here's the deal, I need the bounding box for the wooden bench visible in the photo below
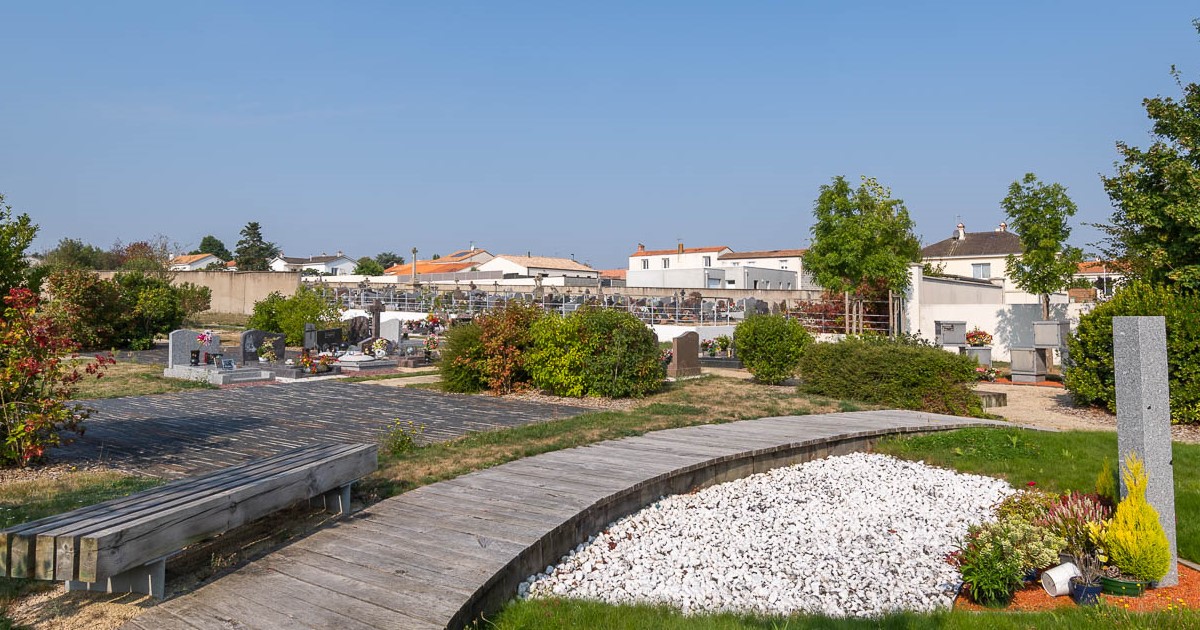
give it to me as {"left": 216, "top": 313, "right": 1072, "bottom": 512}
{"left": 1, "top": 443, "right": 377, "bottom": 598}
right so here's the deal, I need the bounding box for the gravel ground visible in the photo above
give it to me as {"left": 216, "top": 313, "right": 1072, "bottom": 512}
{"left": 521, "top": 453, "right": 1014, "bottom": 618}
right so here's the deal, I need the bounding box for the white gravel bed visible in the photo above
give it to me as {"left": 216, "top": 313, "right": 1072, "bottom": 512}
{"left": 519, "top": 452, "right": 1014, "bottom": 618}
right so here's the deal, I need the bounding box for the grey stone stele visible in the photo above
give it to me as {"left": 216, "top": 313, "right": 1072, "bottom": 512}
{"left": 167, "top": 329, "right": 200, "bottom": 368}
{"left": 1114, "top": 316, "right": 1178, "bottom": 586}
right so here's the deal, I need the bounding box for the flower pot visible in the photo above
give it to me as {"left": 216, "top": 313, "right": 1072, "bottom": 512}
{"left": 1041, "top": 562, "right": 1080, "bottom": 597}
{"left": 1070, "top": 577, "right": 1102, "bottom": 606}
{"left": 1100, "top": 576, "right": 1148, "bottom": 597}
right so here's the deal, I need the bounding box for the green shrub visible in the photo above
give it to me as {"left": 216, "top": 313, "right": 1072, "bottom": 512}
{"left": 733, "top": 315, "right": 813, "bottom": 385}
{"left": 248, "top": 286, "right": 341, "bottom": 345}
{"left": 796, "top": 336, "right": 982, "bottom": 416}
{"left": 1097, "top": 454, "right": 1172, "bottom": 582}
{"left": 439, "top": 323, "right": 488, "bottom": 393}
{"left": 529, "top": 308, "right": 663, "bottom": 398}
{"left": 954, "top": 520, "right": 1025, "bottom": 606}
{"left": 1064, "top": 281, "right": 1200, "bottom": 423}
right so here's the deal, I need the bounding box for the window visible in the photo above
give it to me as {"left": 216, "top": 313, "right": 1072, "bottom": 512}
{"left": 662, "top": 258, "right": 669, "bottom": 269}
{"left": 703, "top": 256, "right": 711, "bottom": 266}
{"left": 972, "top": 263, "right": 991, "bottom": 279}
{"left": 726, "top": 279, "right": 735, "bottom": 286}
{"left": 641, "top": 259, "right": 649, "bottom": 270}
{"left": 779, "top": 260, "right": 788, "bottom": 270}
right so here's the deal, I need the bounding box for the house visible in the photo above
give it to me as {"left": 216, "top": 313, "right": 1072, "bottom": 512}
{"left": 269, "top": 252, "right": 357, "bottom": 275}
{"left": 626, "top": 243, "right": 799, "bottom": 290}
{"left": 599, "top": 269, "right": 627, "bottom": 288}
{"left": 1075, "top": 260, "right": 1127, "bottom": 298}
{"left": 718, "top": 249, "right": 816, "bottom": 290}
{"left": 920, "top": 223, "right": 1023, "bottom": 290}
{"left": 383, "top": 247, "right": 494, "bottom": 277}
{"left": 477, "top": 255, "right": 598, "bottom": 280}
{"left": 169, "top": 253, "right": 223, "bottom": 271}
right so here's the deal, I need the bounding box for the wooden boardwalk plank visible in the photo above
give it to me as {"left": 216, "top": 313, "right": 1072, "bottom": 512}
{"left": 122, "top": 410, "right": 1006, "bottom": 630}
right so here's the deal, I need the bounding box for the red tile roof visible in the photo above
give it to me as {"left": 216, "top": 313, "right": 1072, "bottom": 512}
{"left": 630, "top": 246, "right": 730, "bottom": 257}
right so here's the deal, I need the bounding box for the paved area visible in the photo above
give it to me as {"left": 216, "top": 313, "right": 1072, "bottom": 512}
{"left": 120, "top": 410, "right": 1006, "bottom": 630}
{"left": 57, "top": 382, "right": 586, "bottom": 479}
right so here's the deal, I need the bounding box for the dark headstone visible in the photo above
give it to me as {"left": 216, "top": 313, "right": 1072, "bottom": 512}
{"left": 668, "top": 331, "right": 701, "bottom": 378}
{"left": 315, "top": 327, "right": 343, "bottom": 351}
{"left": 347, "top": 316, "right": 371, "bottom": 344}
{"left": 368, "top": 299, "right": 386, "bottom": 338}
{"left": 303, "top": 323, "right": 318, "bottom": 349}
{"left": 240, "top": 329, "right": 286, "bottom": 365}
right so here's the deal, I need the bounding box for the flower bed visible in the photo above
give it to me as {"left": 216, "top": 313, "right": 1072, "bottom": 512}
{"left": 955, "top": 562, "right": 1199, "bottom": 612}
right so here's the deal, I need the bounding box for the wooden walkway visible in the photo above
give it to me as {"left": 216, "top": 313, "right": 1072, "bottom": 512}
{"left": 122, "top": 410, "right": 1006, "bottom": 630}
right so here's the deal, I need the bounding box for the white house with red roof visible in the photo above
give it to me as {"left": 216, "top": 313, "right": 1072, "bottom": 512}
{"left": 169, "top": 253, "right": 223, "bottom": 271}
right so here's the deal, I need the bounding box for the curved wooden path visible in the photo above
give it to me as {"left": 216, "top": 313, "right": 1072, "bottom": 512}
{"left": 122, "top": 410, "right": 1006, "bottom": 630}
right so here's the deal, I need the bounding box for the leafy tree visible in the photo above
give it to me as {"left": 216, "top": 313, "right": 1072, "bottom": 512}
{"left": 248, "top": 286, "right": 340, "bottom": 345}
{"left": 192, "top": 235, "right": 232, "bottom": 261}
{"left": 1100, "top": 24, "right": 1200, "bottom": 290}
{"left": 1001, "top": 173, "right": 1084, "bottom": 320}
{"left": 0, "top": 193, "right": 37, "bottom": 295}
{"left": 42, "top": 237, "right": 117, "bottom": 270}
{"left": 354, "top": 257, "right": 385, "bottom": 276}
{"left": 374, "top": 251, "right": 404, "bottom": 269}
{"left": 1, "top": 287, "right": 114, "bottom": 467}
{"left": 234, "top": 222, "right": 279, "bottom": 271}
{"left": 112, "top": 237, "right": 174, "bottom": 277}
{"left": 803, "top": 176, "right": 920, "bottom": 333}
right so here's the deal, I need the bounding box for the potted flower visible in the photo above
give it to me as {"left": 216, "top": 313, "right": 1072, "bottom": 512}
{"left": 371, "top": 338, "right": 389, "bottom": 358}
{"left": 965, "top": 328, "right": 993, "bottom": 347}
{"left": 700, "top": 339, "right": 716, "bottom": 356}
{"left": 1069, "top": 552, "right": 1104, "bottom": 605}
{"left": 715, "top": 335, "right": 732, "bottom": 357}
{"left": 257, "top": 344, "right": 277, "bottom": 363}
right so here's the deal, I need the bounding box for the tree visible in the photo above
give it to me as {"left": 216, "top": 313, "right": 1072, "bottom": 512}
{"left": 42, "top": 237, "right": 117, "bottom": 270}
{"left": 1001, "top": 173, "right": 1084, "bottom": 320}
{"left": 192, "top": 235, "right": 232, "bottom": 261}
{"left": 374, "top": 252, "right": 404, "bottom": 269}
{"left": 0, "top": 193, "right": 37, "bottom": 296}
{"left": 1100, "top": 23, "right": 1200, "bottom": 290}
{"left": 803, "top": 176, "right": 920, "bottom": 333}
{"left": 234, "top": 222, "right": 279, "bottom": 271}
{"left": 112, "top": 236, "right": 174, "bottom": 278}
{"left": 354, "top": 257, "right": 385, "bottom": 276}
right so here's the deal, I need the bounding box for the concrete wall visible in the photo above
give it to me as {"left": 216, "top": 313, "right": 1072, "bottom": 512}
{"left": 104, "top": 271, "right": 303, "bottom": 315}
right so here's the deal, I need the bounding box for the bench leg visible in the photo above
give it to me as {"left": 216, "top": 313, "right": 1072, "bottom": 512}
{"left": 65, "top": 557, "right": 165, "bottom": 599}
{"left": 309, "top": 483, "right": 354, "bottom": 517}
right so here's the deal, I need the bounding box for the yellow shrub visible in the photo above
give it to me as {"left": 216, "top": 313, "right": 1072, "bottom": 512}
{"left": 1097, "top": 453, "right": 1171, "bottom": 582}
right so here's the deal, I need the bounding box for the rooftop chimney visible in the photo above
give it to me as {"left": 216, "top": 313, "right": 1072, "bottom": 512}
{"left": 637, "top": 243, "right": 645, "bottom": 253}
{"left": 677, "top": 242, "right": 684, "bottom": 254}
{"left": 335, "top": 250, "right": 343, "bottom": 257}
{"left": 998, "top": 221, "right": 1007, "bottom": 232}
{"left": 955, "top": 223, "right": 966, "bottom": 240}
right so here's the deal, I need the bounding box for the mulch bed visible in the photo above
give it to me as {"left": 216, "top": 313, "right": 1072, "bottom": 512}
{"left": 955, "top": 563, "right": 1198, "bottom": 612}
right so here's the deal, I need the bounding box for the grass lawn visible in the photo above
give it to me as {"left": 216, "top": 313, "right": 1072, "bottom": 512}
{"left": 70, "top": 361, "right": 216, "bottom": 399}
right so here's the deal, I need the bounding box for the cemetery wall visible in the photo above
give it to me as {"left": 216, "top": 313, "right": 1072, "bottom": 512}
{"left": 97, "top": 271, "right": 302, "bottom": 315}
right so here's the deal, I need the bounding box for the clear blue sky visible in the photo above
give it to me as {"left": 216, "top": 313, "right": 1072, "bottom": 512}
{"left": 2, "top": 2, "right": 1196, "bottom": 270}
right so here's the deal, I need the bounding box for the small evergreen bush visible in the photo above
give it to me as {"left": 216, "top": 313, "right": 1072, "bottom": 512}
{"left": 439, "top": 323, "right": 488, "bottom": 393}
{"left": 1064, "top": 282, "right": 1200, "bottom": 424}
{"left": 476, "top": 301, "right": 543, "bottom": 394}
{"left": 1095, "top": 453, "right": 1172, "bottom": 582}
{"left": 733, "top": 315, "right": 813, "bottom": 385}
{"left": 796, "top": 336, "right": 983, "bottom": 416}
{"left": 528, "top": 308, "right": 663, "bottom": 398}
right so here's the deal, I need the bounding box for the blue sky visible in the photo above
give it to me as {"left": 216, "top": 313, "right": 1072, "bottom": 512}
{"left": 2, "top": 2, "right": 1196, "bottom": 270}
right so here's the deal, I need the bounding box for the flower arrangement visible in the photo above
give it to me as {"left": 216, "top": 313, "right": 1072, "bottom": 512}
{"left": 257, "top": 344, "right": 277, "bottom": 363}
{"left": 715, "top": 335, "right": 732, "bottom": 353}
{"left": 1037, "top": 491, "right": 1112, "bottom": 562}
{"left": 966, "top": 328, "right": 993, "bottom": 347}
{"left": 700, "top": 339, "right": 716, "bottom": 355}
{"left": 975, "top": 366, "right": 998, "bottom": 382}
{"left": 371, "top": 338, "right": 389, "bottom": 355}
{"left": 424, "top": 335, "right": 439, "bottom": 352}
{"left": 197, "top": 330, "right": 216, "bottom": 346}
{"left": 660, "top": 349, "right": 673, "bottom": 367}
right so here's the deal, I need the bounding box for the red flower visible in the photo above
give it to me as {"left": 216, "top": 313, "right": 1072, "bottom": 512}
{"left": 1026, "top": 481, "right": 1037, "bottom": 487}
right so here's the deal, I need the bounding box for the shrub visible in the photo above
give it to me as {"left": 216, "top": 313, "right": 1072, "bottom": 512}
{"left": 529, "top": 308, "right": 663, "bottom": 398}
{"left": 954, "top": 520, "right": 1026, "bottom": 606}
{"left": 1, "top": 288, "right": 114, "bottom": 467}
{"left": 248, "top": 286, "right": 341, "bottom": 345}
{"left": 995, "top": 489, "right": 1058, "bottom": 523}
{"left": 439, "top": 323, "right": 488, "bottom": 393}
{"left": 1064, "top": 281, "right": 1200, "bottom": 423}
{"left": 476, "top": 301, "right": 543, "bottom": 394}
{"left": 1096, "top": 453, "right": 1172, "bottom": 582}
{"left": 796, "top": 336, "right": 983, "bottom": 416}
{"left": 1095, "top": 458, "right": 1119, "bottom": 506}
{"left": 733, "top": 315, "right": 813, "bottom": 385}
{"left": 1037, "top": 492, "right": 1111, "bottom": 561}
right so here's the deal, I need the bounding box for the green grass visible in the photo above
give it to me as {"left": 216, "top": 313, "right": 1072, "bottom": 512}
{"left": 874, "top": 427, "right": 1200, "bottom": 562}
{"left": 71, "top": 361, "right": 217, "bottom": 399}
{"left": 340, "top": 370, "right": 439, "bottom": 383}
{"left": 483, "top": 597, "right": 1200, "bottom": 629}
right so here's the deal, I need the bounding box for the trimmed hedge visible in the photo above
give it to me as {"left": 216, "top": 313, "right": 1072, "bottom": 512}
{"left": 529, "top": 308, "right": 663, "bottom": 398}
{"left": 1065, "top": 282, "right": 1200, "bottom": 424}
{"left": 733, "top": 315, "right": 813, "bottom": 385}
{"left": 796, "top": 336, "right": 983, "bottom": 416}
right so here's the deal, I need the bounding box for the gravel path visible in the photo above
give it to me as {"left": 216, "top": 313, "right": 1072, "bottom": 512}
{"left": 521, "top": 452, "right": 1013, "bottom": 618}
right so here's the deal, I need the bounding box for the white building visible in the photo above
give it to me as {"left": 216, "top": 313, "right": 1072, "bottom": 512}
{"left": 169, "top": 253, "right": 223, "bottom": 271}
{"left": 920, "top": 223, "right": 1023, "bottom": 291}
{"left": 477, "top": 255, "right": 599, "bottom": 280}
{"left": 626, "top": 243, "right": 800, "bottom": 290}
{"left": 718, "top": 249, "right": 817, "bottom": 290}
{"left": 269, "top": 253, "right": 357, "bottom": 275}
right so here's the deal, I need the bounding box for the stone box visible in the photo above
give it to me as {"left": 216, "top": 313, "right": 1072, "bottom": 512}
{"left": 934, "top": 321, "right": 967, "bottom": 346}
{"left": 1033, "top": 320, "right": 1071, "bottom": 348}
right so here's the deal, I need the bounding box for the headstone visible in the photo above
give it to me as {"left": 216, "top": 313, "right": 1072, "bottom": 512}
{"left": 368, "top": 299, "right": 386, "bottom": 338}
{"left": 303, "top": 323, "right": 318, "bottom": 349}
{"left": 168, "top": 329, "right": 201, "bottom": 369}
{"left": 346, "top": 316, "right": 371, "bottom": 344}
{"left": 1114, "top": 316, "right": 1177, "bottom": 586}
{"left": 240, "top": 329, "right": 285, "bottom": 365}
{"left": 380, "top": 319, "right": 403, "bottom": 344}
{"left": 668, "top": 331, "right": 701, "bottom": 378}
{"left": 315, "top": 327, "right": 344, "bottom": 351}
